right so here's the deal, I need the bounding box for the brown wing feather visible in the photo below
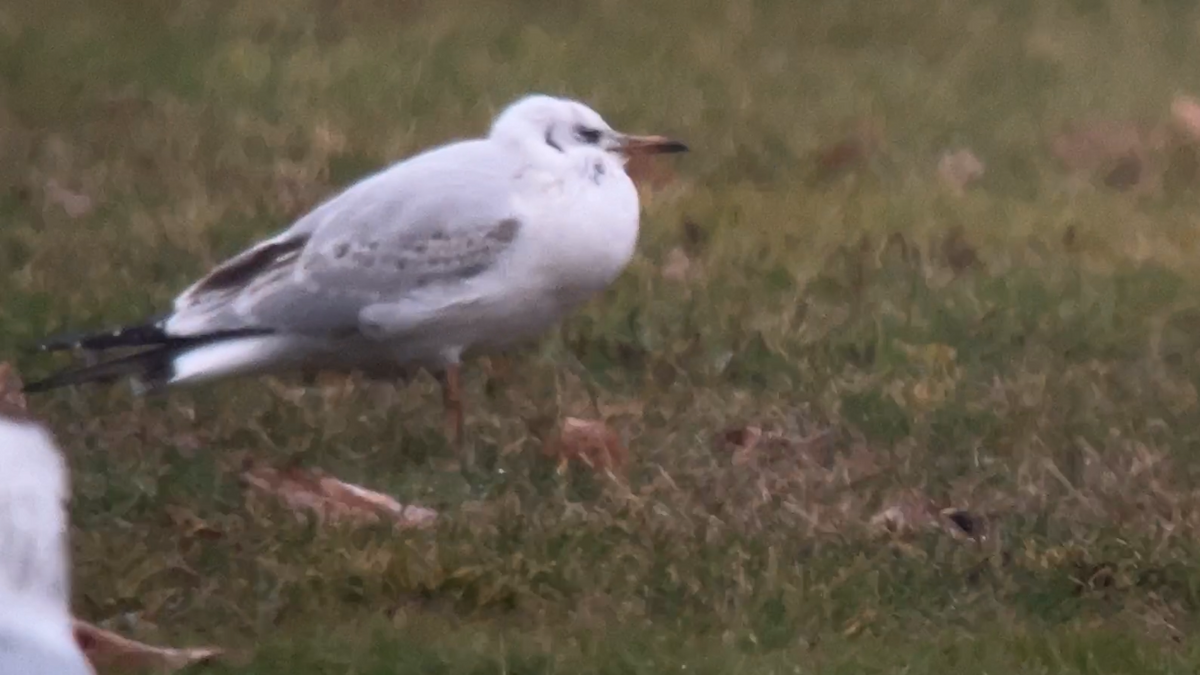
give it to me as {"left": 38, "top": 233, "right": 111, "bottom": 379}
{"left": 189, "top": 235, "right": 310, "bottom": 297}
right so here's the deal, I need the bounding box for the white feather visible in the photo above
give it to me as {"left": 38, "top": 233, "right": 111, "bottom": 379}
{"left": 0, "top": 415, "right": 94, "bottom": 675}
{"left": 168, "top": 335, "right": 301, "bottom": 386}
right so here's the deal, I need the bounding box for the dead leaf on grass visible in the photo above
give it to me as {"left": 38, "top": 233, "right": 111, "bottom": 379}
{"left": 0, "top": 361, "right": 30, "bottom": 417}
{"left": 680, "top": 218, "right": 708, "bottom": 254}
{"left": 661, "top": 246, "right": 699, "bottom": 283}
{"left": 718, "top": 425, "right": 764, "bottom": 466}
{"left": 43, "top": 179, "right": 95, "bottom": 219}
{"left": 1050, "top": 119, "right": 1168, "bottom": 194}
{"left": 716, "top": 423, "right": 836, "bottom": 469}
{"left": 163, "top": 505, "right": 222, "bottom": 541}
{"left": 242, "top": 464, "right": 437, "bottom": 530}
{"left": 869, "top": 490, "right": 939, "bottom": 534}
{"left": 1103, "top": 154, "right": 1144, "bottom": 191}
{"left": 937, "top": 148, "right": 985, "bottom": 194}
{"left": 1171, "top": 95, "right": 1200, "bottom": 143}
{"left": 941, "top": 507, "right": 987, "bottom": 540}
{"left": 841, "top": 608, "right": 878, "bottom": 638}
{"left": 73, "top": 619, "right": 222, "bottom": 674}
{"left": 810, "top": 118, "right": 885, "bottom": 183}
{"left": 544, "top": 417, "right": 628, "bottom": 474}
{"left": 870, "top": 491, "right": 987, "bottom": 541}
{"left": 1062, "top": 224, "right": 1079, "bottom": 252}
{"left": 940, "top": 225, "right": 980, "bottom": 274}
{"left": 1051, "top": 120, "right": 1152, "bottom": 172}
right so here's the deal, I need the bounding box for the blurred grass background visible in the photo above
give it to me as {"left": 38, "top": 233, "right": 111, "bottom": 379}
{"left": 7, "top": 0, "right": 1200, "bottom": 672}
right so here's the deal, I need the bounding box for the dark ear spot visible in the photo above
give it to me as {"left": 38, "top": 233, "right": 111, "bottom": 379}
{"left": 488, "top": 218, "right": 522, "bottom": 244}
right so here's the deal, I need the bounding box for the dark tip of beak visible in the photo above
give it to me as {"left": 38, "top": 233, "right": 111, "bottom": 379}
{"left": 656, "top": 140, "right": 689, "bottom": 154}
{"left": 621, "top": 135, "right": 690, "bottom": 156}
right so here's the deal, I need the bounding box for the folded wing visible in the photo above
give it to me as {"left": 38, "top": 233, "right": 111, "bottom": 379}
{"left": 166, "top": 140, "right": 527, "bottom": 342}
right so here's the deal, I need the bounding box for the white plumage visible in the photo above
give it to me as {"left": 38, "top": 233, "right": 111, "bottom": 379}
{"left": 26, "top": 94, "right": 686, "bottom": 454}
{"left": 0, "top": 413, "right": 94, "bottom": 675}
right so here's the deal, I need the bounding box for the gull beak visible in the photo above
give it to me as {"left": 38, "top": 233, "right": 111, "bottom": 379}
{"left": 617, "top": 134, "right": 689, "bottom": 156}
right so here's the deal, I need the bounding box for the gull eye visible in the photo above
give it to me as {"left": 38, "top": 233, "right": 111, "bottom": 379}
{"left": 574, "top": 125, "right": 602, "bottom": 145}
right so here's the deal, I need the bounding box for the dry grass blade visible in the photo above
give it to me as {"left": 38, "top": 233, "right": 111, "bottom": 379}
{"left": 73, "top": 620, "right": 222, "bottom": 674}
{"left": 242, "top": 464, "right": 437, "bottom": 529}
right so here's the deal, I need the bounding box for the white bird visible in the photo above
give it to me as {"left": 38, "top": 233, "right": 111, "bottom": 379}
{"left": 24, "top": 94, "right": 687, "bottom": 457}
{"left": 0, "top": 407, "right": 95, "bottom": 675}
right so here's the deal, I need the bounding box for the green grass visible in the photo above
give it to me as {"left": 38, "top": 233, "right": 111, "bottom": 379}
{"left": 6, "top": 0, "right": 1200, "bottom": 672}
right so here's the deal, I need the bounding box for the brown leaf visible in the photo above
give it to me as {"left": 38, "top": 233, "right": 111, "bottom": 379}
{"left": 73, "top": 619, "right": 222, "bottom": 674}
{"left": 719, "top": 425, "right": 763, "bottom": 450}
{"left": 717, "top": 425, "right": 763, "bottom": 466}
{"left": 869, "top": 490, "right": 939, "bottom": 534}
{"left": 242, "top": 464, "right": 437, "bottom": 530}
{"left": 0, "top": 361, "right": 31, "bottom": 420}
{"left": 940, "top": 507, "right": 987, "bottom": 540}
{"left": 941, "top": 226, "right": 980, "bottom": 274}
{"left": 163, "top": 505, "right": 222, "bottom": 541}
{"left": 1051, "top": 120, "right": 1172, "bottom": 195}
{"left": 937, "top": 148, "right": 985, "bottom": 194}
{"left": 1103, "top": 154, "right": 1143, "bottom": 191}
{"left": 1051, "top": 120, "right": 1149, "bottom": 173}
{"left": 543, "top": 417, "right": 628, "bottom": 474}
{"left": 660, "top": 246, "right": 696, "bottom": 283}
{"left": 715, "top": 423, "right": 836, "bottom": 469}
{"left": 1062, "top": 224, "right": 1079, "bottom": 251}
{"left": 680, "top": 218, "right": 708, "bottom": 254}
{"left": 810, "top": 118, "right": 885, "bottom": 182}
{"left": 1172, "top": 95, "right": 1200, "bottom": 143}
{"left": 43, "top": 179, "right": 94, "bottom": 219}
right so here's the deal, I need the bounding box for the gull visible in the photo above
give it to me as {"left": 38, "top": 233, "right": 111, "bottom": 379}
{"left": 24, "top": 94, "right": 687, "bottom": 461}
{"left": 0, "top": 407, "right": 95, "bottom": 675}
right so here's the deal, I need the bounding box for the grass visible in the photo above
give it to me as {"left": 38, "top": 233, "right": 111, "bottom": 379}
{"left": 6, "top": 0, "right": 1200, "bottom": 672}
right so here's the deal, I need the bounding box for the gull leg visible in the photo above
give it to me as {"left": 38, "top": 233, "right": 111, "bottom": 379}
{"left": 439, "top": 364, "right": 471, "bottom": 469}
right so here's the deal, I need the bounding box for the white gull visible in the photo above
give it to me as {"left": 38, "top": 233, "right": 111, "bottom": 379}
{"left": 26, "top": 94, "right": 687, "bottom": 458}
{"left": 0, "top": 407, "right": 95, "bottom": 675}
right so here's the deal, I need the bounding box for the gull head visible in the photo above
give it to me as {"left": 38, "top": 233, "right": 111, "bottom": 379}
{"left": 489, "top": 94, "right": 688, "bottom": 163}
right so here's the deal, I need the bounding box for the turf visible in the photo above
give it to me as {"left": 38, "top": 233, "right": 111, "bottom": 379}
{"left": 5, "top": 0, "right": 1200, "bottom": 672}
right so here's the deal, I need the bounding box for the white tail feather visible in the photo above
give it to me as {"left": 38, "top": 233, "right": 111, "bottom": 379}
{"left": 168, "top": 335, "right": 299, "bottom": 386}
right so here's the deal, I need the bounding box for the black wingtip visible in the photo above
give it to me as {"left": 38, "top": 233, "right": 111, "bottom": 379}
{"left": 31, "top": 320, "right": 172, "bottom": 355}
{"left": 30, "top": 333, "right": 86, "bottom": 354}
{"left": 22, "top": 347, "right": 174, "bottom": 395}
{"left": 656, "top": 140, "right": 689, "bottom": 154}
